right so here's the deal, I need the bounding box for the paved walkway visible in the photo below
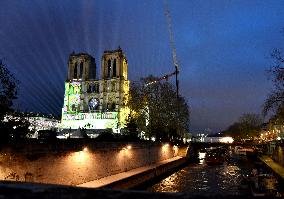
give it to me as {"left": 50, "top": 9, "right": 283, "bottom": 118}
{"left": 77, "top": 156, "right": 184, "bottom": 188}
{"left": 259, "top": 155, "right": 284, "bottom": 179}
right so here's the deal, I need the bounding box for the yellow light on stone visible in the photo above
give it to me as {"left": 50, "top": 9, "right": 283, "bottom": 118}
{"left": 163, "top": 143, "right": 170, "bottom": 148}
{"left": 71, "top": 150, "right": 89, "bottom": 163}
{"left": 83, "top": 147, "right": 88, "bottom": 152}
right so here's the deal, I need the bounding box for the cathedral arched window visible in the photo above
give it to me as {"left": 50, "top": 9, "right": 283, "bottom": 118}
{"left": 113, "top": 59, "right": 116, "bottom": 77}
{"left": 111, "top": 102, "right": 116, "bottom": 111}
{"left": 102, "top": 103, "right": 106, "bottom": 112}
{"left": 87, "top": 84, "right": 91, "bottom": 93}
{"left": 69, "top": 85, "right": 74, "bottom": 94}
{"left": 94, "top": 83, "right": 99, "bottom": 93}
{"left": 79, "top": 62, "right": 83, "bottom": 78}
{"left": 107, "top": 59, "right": 111, "bottom": 78}
{"left": 74, "top": 63, "right": 77, "bottom": 78}
{"left": 72, "top": 104, "right": 76, "bottom": 112}
{"left": 111, "top": 81, "right": 115, "bottom": 92}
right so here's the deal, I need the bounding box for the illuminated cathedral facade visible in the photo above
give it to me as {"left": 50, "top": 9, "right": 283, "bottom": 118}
{"left": 61, "top": 47, "right": 130, "bottom": 131}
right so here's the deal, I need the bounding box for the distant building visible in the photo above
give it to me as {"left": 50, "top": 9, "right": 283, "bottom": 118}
{"left": 4, "top": 112, "right": 59, "bottom": 137}
{"left": 192, "top": 133, "right": 233, "bottom": 143}
{"left": 60, "top": 47, "right": 130, "bottom": 132}
{"left": 27, "top": 116, "right": 59, "bottom": 132}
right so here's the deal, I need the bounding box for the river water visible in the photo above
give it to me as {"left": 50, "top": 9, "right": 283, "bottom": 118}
{"left": 146, "top": 151, "right": 257, "bottom": 195}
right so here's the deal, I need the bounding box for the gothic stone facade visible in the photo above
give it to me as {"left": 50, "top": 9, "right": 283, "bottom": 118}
{"left": 61, "top": 48, "right": 130, "bottom": 130}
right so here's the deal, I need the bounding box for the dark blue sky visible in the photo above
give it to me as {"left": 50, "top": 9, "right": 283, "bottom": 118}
{"left": 1, "top": 0, "right": 284, "bottom": 133}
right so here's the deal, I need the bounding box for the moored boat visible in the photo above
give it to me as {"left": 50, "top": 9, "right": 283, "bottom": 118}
{"left": 234, "top": 146, "right": 255, "bottom": 157}
{"left": 205, "top": 147, "right": 228, "bottom": 165}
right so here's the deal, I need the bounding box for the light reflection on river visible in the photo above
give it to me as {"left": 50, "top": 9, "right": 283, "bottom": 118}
{"left": 147, "top": 152, "right": 255, "bottom": 195}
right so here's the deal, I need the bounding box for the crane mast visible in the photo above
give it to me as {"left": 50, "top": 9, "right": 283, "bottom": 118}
{"left": 164, "top": 0, "right": 179, "bottom": 98}
{"left": 144, "top": 0, "right": 180, "bottom": 99}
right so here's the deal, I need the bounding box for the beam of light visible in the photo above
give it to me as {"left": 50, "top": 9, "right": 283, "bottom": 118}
{"left": 2, "top": 1, "right": 174, "bottom": 118}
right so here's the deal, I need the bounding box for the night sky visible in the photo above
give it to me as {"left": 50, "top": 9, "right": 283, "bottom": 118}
{"left": 1, "top": 0, "right": 284, "bottom": 133}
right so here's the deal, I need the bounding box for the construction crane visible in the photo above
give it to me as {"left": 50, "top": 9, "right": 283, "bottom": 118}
{"left": 144, "top": 70, "right": 177, "bottom": 87}
{"left": 164, "top": 0, "right": 179, "bottom": 99}
{"left": 144, "top": 0, "right": 179, "bottom": 99}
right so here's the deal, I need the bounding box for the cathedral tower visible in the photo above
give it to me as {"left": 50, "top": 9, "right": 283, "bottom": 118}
{"left": 61, "top": 48, "right": 129, "bottom": 131}
{"left": 100, "top": 47, "right": 130, "bottom": 128}
{"left": 67, "top": 53, "right": 96, "bottom": 80}
{"left": 101, "top": 46, "right": 128, "bottom": 80}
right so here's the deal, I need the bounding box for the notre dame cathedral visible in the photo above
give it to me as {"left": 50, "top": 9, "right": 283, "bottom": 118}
{"left": 61, "top": 47, "right": 130, "bottom": 131}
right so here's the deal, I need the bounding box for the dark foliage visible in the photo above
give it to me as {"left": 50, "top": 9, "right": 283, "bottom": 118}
{"left": 127, "top": 75, "right": 190, "bottom": 142}
{"left": 124, "top": 115, "right": 138, "bottom": 135}
{"left": 94, "top": 131, "right": 117, "bottom": 142}
{"left": 37, "top": 130, "right": 58, "bottom": 140}
{"left": 0, "top": 115, "right": 31, "bottom": 142}
{"left": 0, "top": 59, "right": 18, "bottom": 118}
{"left": 223, "top": 113, "right": 262, "bottom": 140}
{"left": 0, "top": 59, "right": 31, "bottom": 141}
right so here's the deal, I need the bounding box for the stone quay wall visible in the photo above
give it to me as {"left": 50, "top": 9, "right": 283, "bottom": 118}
{"left": 0, "top": 141, "right": 187, "bottom": 186}
{"left": 272, "top": 144, "right": 284, "bottom": 167}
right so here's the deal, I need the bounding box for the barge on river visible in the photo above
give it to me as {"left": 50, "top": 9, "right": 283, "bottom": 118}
{"left": 205, "top": 147, "right": 229, "bottom": 165}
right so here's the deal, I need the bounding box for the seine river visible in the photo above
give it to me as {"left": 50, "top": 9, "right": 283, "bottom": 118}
{"left": 146, "top": 152, "right": 256, "bottom": 195}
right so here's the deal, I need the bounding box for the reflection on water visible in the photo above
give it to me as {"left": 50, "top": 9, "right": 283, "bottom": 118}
{"left": 147, "top": 152, "right": 255, "bottom": 195}
{"left": 198, "top": 152, "right": 206, "bottom": 165}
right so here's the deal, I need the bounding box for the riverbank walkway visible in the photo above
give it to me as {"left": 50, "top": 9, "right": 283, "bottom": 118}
{"left": 78, "top": 156, "right": 184, "bottom": 188}
{"left": 259, "top": 155, "right": 284, "bottom": 180}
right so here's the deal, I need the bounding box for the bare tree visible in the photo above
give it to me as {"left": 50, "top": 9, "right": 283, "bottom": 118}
{"left": 0, "top": 59, "right": 31, "bottom": 141}
{"left": 263, "top": 32, "right": 284, "bottom": 115}
{"left": 0, "top": 59, "right": 18, "bottom": 117}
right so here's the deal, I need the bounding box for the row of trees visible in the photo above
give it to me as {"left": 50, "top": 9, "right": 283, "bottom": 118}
{"left": 224, "top": 29, "right": 284, "bottom": 140}
{"left": 222, "top": 113, "right": 263, "bottom": 141}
